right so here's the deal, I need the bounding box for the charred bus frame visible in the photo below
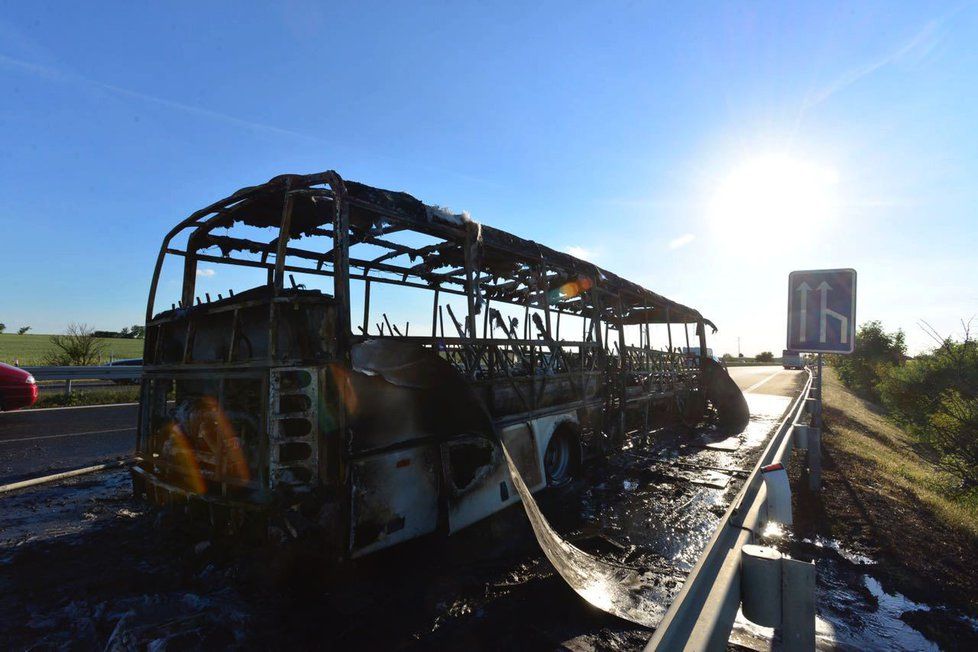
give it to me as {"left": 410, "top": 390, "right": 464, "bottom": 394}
{"left": 134, "top": 171, "right": 722, "bottom": 558}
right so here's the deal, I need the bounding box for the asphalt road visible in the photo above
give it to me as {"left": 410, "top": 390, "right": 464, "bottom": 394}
{"left": 727, "top": 364, "right": 807, "bottom": 397}
{"left": 0, "top": 365, "right": 805, "bottom": 485}
{"left": 0, "top": 403, "right": 137, "bottom": 484}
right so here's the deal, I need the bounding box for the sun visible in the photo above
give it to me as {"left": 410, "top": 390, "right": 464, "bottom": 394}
{"left": 709, "top": 154, "right": 839, "bottom": 248}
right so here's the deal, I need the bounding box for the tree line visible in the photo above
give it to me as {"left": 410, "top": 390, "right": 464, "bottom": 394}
{"left": 0, "top": 323, "right": 143, "bottom": 338}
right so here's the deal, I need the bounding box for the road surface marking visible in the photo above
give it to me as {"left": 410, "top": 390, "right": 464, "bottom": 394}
{"left": 5, "top": 402, "right": 138, "bottom": 414}
{"left": 0, "top": 459, "right": 132, "bottom": 493}
{"left": 0, "top": 427, "right": 133, "bottom": 444}
{"left": 744, "top": 369, "right": 784, "bottom": 394}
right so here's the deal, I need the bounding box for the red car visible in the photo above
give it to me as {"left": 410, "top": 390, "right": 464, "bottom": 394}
{"left": 0, "top": 362, "right": 38, "bottom": 411}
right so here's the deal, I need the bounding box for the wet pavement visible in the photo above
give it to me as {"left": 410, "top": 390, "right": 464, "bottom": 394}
{"left": 0, "top": 392, "right": 796, "bottom": 650}
{"left": 5, "top": 368, "right": 973, "bottom": 650}
{"left": 0, "top": 404, "right": 135, "bottom": 484}
{"left": 729, "top": 531, "right": 978, "bottom": 651}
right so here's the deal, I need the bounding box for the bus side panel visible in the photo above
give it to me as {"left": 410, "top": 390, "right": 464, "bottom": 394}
{"left": 349, "top": 445, "right": 441, "bottom": 558}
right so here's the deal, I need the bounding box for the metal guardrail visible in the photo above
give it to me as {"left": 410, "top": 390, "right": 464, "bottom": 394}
{"left": 646, "top": 368, "right": 818, "bottom": 651}
{"left": 25, "top": 365, "right": 143, "bottom": 381}
{"left": 24, "top": 365, "right": 143, "bottom": 395}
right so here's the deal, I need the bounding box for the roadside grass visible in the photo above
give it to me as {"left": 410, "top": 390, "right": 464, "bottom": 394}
{"left": 31, "top": 386, "right": 140, "bottom": 409}
{"left": 0, "top": 334, "right": 144, "bottom": 367}
{"left": 823, "top": 368, "right": 978, "bottom": 538}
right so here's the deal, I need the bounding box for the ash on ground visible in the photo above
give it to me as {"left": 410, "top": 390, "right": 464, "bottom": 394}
{"left": 0, "top": 397, "right": 790, "bottom": 651}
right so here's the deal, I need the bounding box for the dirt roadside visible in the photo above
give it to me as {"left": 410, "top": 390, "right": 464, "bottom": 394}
{"left": 788, "top": 368, "right": 978, "bottom": 648}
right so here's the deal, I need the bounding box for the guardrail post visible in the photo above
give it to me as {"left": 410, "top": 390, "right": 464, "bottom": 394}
{"left": 814, "top": 354, "right": 823, "bottom": 430}
{"left": 741, "top": 547, "right": 816, "bottom": 652}
{"left": 804, "top": 397, "right": 820, "bottom": 420}
{"left": 742, "top": 544, "right": 782, "bottom": 626}
{"left": 64, "top": 379, "right": 72, "bottom": 397}
{"left": 781, "top": 558, "right": 816, "bottom": 652}
{"left": 792, "top": 424, "right": 809, "bottom": 449}
{"left": 807, "top": 428, "right": 821, "bottom": 491}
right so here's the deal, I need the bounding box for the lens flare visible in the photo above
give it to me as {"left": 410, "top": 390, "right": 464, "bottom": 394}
{"left": 550, "top": 276, "right": 594, "bottom": 304}
{"left": 329, "top": 363, "right": 359, "bottom": 416}
{"left": 195, "top": 396, "right": 250, "bottom": 483}
{"left": 163, "top": 421, "right": 206, "bottom": 494}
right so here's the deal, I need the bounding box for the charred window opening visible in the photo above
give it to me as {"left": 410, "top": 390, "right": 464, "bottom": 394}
{"left": 279, "top": 417, "right": 312, "bottom": 438}
{"left": 448, "top": 440, "right": 494, "bottom": 490}
{"left": 278, "top": 442, "right": 313, "bottom": 464}
{"left": 279, "top": 394, "right": 312, "bottom": 413}
{"left": 279, "top": 369, "right": 312, "bottom": 392}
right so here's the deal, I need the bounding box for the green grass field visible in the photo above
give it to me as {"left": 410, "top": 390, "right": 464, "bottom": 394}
{"left": 0, "top": 334, "right": 144, "bottom": 366}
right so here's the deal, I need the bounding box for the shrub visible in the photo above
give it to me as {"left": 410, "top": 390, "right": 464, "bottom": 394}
{"left": 879, "top": 326, "right": 978, "bottom": 487}
{"left": 755, "top": 351, "right": 774, "bottom": 362}
{"left": 929, "top": 389, "right": 978, "bottom": 488}
{"left": 833, "top": 321, "right": 906, "bottom": 401}
{"left": 17, "top": 326, "right": 30, "bottom": 335}
{"left": 44, "top": 324, "right": 107, "bottom": 366}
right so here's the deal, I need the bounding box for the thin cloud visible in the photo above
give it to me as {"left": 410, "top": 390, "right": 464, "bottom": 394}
{"left": 0, "top": 53, "right": 317, "bottom": 141}
{"left": 196, "top": 268, "right": 216, "bottom": 278}
{"left": 803, "top": 19, "right": 944, "bottom": 111}
{"left": 565, "top": 245, "right": 596, "bottom": 261}
{"left": 669, "top": 234, "right": 695, "bottom": 250}
{"left": 0, "top": 51, "right": 506, "bottom": 189}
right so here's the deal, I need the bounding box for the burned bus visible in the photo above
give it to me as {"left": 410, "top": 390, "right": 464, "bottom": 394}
{"left": 133, "top": 170, "right": 746, "bottom": 558}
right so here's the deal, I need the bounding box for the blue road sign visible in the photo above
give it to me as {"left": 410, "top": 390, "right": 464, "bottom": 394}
{"left": 787, "top": 268, "right": 857, "bottom": 354}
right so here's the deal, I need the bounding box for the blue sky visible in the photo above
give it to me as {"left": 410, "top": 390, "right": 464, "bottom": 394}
{"left": 1, "top": 1, "right": 975, "bottom": 355}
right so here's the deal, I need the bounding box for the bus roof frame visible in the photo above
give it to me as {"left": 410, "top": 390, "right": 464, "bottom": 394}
{"left": 147, "top": 170, "right": 714, "bottom": 332}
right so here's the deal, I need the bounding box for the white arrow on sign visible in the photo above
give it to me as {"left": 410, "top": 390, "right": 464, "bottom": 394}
{"left": 796, "top": 282, "right": 812, "bottom": 342}
{"left": 817, "top": 281, "right": 849, "bottom": 344}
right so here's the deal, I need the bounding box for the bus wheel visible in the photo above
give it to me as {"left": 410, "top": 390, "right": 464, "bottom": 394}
{"left": 544, "top": 430, "right": 575, "bottom": 487}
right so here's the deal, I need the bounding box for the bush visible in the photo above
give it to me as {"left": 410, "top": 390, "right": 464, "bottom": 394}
{"left": 833, "top": 321, "right": 906, "bottom": 401}
{"left": 45, "top": 324, "right": 107, "bottom": 366}
{"left": 755, "top": 351, "right": 774, "bottom": 362}
{"left": 879, "top": 328, "right": 978, "bottom": 487}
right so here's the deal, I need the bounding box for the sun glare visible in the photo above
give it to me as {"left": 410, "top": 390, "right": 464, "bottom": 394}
{"left": 709, "top": 154, "right": 839, "bottom": 248}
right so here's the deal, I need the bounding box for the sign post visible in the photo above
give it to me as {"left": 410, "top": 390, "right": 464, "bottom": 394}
{"left": 787, "top": 268, "right": 857, "bottom": 431}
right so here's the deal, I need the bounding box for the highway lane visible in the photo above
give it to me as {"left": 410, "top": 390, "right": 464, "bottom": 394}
{"left": 0, "top": 365, "right": 805, "bottom": 485}
{"left": 0, "top": 403, "right": 136, "bottom": 484}
{"left": 727, "top": 364, "right": 806, "bottom": 397}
